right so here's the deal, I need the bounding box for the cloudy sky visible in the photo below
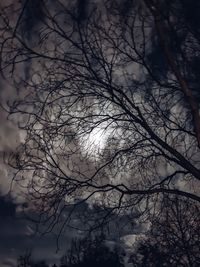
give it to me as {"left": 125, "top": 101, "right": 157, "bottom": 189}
{"left": 0, "top": 1, "right": 84, "bottom": 265}
{"left": 0, "top": 187, "right": 138, "bottom": 266}
{"left": 0, "top": 193, "right": 72, "bottom": 266}
{"left": 0, "top": 95, "right": 137, "bottom": 266}
{"left": 1, "top": 0, "right": 199, "bottom": 266}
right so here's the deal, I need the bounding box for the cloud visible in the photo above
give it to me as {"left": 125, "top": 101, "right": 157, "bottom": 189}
{"left": 0, "top": 195, "right": 64, "bottom": 266}
{"left": 1, "top": 257, "right": 16, "bottom": 267}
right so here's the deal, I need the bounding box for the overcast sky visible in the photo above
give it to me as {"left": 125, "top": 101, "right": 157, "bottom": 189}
{"left": 0, "top": 1, "right": 83, "bottom": 265}
{"left": 0, "top": 194, "right": 70, "bottom": 266}
{"left": 0, "top": 1, "right": 158, "bottom": 266}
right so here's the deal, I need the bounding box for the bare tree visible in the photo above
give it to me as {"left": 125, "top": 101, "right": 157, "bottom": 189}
{"left": 0, "top": 0, "right": 200, "bottom": 233}
{"left": 130, "top": 196, "right": 200, "bottom": 266}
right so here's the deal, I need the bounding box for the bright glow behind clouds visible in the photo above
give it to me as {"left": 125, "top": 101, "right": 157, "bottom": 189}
{"left": 82, "top": 124, "right": 111, "bottom": 158}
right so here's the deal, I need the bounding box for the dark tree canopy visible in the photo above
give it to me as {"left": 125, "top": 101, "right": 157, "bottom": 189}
{"left": 60, "top": 234, "right": 124, "bottom": 267}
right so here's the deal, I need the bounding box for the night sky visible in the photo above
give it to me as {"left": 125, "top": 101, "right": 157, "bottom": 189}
{"left": 0, "top": 1, "right": 82, "bottom": 265}
{"left": 0, "top": 195, "right": 64, "bottom": 266}
{"left": 0, "top": 0, "right": 200, "bottom": 266}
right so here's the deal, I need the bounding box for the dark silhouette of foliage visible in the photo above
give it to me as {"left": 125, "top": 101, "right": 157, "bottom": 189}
{"left": 60, "top": 234, "right": 124, "bottom": 267}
